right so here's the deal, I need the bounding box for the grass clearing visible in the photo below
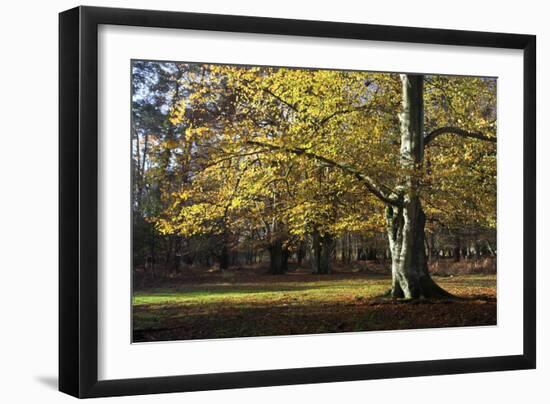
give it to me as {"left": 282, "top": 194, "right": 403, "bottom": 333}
{"left": 133, "top": 273, "right": 496, "bottom": 342}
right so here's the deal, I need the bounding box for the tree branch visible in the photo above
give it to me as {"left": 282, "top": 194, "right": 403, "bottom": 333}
{"left": 317, "top": 105, "right": 372, "bottom": 127}
{"left": 246, "top": 140, "right": 400, "bottom": 206}
{"left": 315, "top": 81, "right": 377, "bottom": 129}
{"left": 424, "top": 126, "right": 496, "bottom": 145}
{"left": 203, "top": 149, "right": 269, "bottom": 168}
{"left": 261, "top": 87, "right": 299, "bottom": 112}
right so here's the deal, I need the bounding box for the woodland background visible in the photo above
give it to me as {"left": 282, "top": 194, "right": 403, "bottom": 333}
{"left": 132, "top": 63, "right": 497, "bottom": 280}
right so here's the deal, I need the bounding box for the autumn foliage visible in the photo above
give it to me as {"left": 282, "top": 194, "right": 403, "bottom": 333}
{"left": 131, "top": 61, "right": 497, "bottom": 340}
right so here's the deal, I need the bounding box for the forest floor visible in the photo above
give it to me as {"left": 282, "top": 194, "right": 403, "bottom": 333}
{"left": 132, "top": 263, "right": 496, "bottom": 342}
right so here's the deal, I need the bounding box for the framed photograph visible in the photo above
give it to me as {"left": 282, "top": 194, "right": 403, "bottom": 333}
{"left": 59, "top": 6, "right": 536, "bottom": 398}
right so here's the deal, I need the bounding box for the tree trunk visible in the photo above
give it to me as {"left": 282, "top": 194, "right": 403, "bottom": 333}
{"left": 297, "top": 241, "right": 304, "bottom": 267}
{"left": 319, "top": 234, "right": 334, "bottom": 274}
{"left": 268, "top": 240, "right": 288, "bottom": 274}
{"left": 219, "top": 243, "right": 229, "bottom": 271}
{"left": 347, "top": 233, "right": 353, "bottom": 264}
{"left": 366, "top": 247, "right": 378, "bottom": 261}
{"left": 311, "top": 229, "right": 321, "bottom": 274}
{"left": 311, "top": 230, "right": 333, "bottom": 274}
{"left": 386, "top": 199, "right": 450, "bottom": 298}
{"left": 454, "top": 236, "right": 461, "bottom": 262}
{"left": 165, "top": 236, "right": 174, "bottom": 269}
{"left": 340, "top": 236, "right": 346, "bottom": 263}
{"left": 425, "top": 237, "right": 432, "bottom": 263}
{"left": 149, "top": 226, "right": 156, "bottom": 279}
{"left": 486, "top": 240, "right": 496, "bottom": 257}
{"left": 385, "top": 74, "right": 451, "bottom": 299}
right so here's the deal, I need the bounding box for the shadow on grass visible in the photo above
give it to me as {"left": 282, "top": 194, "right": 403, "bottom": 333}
{"left": 132, "top": 274, "right": 497, "bottom": 342}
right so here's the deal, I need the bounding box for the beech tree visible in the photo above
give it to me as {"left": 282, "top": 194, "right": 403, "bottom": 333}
{"left": 241, "top": 71, "right": 494, "bottom": 297}
{"left": 145, "top": 62, "right": 496, "bottom": 298}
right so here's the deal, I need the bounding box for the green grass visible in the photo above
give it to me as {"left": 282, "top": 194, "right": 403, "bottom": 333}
{"left": 133, "top": 278, "right": 389, "bottom": 307}
{"left": 133, "top": 274, "right": 496, "bottom": 306}
{"left": 132, "top": 274, "right": 497, "bottom": 341}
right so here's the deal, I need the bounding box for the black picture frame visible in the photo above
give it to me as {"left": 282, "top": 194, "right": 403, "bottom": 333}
{"left": 59, "top": 5, "right": 536, "bottom": 398}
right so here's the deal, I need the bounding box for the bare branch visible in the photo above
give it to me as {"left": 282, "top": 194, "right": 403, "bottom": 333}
{"left": 203, "top": 149, "right": 269, "bottom": 168}
{"left": 425, "top": 126, "right": 496, "bottom": 145}
{"left": 246, "top": 140, "right": 400, "bottom": 206}
{"left": 317, "top": 105, "right": 371, "bottom": 127}
{"left": 261, "top": 87, "right": 299, "bottom": 112}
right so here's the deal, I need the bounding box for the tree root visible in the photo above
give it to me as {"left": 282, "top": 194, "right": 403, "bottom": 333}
{"left": 377, "top": 281, "right": 462, "bottom": 302}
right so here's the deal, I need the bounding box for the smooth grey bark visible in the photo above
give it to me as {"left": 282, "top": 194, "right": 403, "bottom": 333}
{"left": 385, "top": 75, "right": 451, "bottom": 299}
